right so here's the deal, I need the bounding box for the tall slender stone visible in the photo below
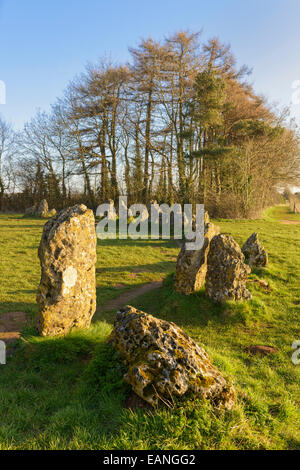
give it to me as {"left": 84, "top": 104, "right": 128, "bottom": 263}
{"left": 37, "top": 204, "right": 97, "bottom": 336}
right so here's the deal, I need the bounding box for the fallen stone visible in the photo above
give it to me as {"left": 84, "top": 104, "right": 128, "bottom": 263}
{"left": 241, "top": 232, "right": 268, "bottom": 268}
{"left": 245, "top": 345, "right": 279, "bottom": 356}
{"left": 174, "top": 218, "right": 220, "bottom": 295}
{"left": 37, "top": 204, "right": 97, "bottom": 336}
{"left": 109, "top": 305, "right": 236, "bottom": 409}
{"left": 206, "top": 234, "right": 252, "bottom": 302}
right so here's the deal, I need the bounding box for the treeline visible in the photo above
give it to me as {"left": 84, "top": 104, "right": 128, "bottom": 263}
{"left": 1, "top": 31, "right": 300, "bottom": 217}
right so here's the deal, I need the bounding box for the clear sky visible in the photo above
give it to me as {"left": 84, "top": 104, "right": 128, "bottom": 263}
{"left": 1, "top": 0, "right": 300, "bottom": 129}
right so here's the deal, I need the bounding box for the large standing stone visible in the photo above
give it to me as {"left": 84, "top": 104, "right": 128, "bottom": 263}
{"left": 37, "top": 204, "right": 97, "bottom": 336}
{"left": 206, "top": 234, "right": 252, "bottom": 302}
{"left": 174, "top": 216, "right": 220, "bottom": 295}
{"left": 109, "top": 305, "right": 236, "bottom": 409}
{"left": 36, "top": 199, "right": 49, "bottom": 218}
{"left": 241, "top": 232, "right": 268, "bottom": 268}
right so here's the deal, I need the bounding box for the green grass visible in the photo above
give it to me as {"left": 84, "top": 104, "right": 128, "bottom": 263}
{"left": 0, "top": 206, "right": 299, "bottom": 450}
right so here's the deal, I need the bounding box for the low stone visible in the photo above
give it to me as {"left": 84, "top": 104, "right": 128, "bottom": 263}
{"left": 36, "top": 204, "right": 97, "bottom": 336}
{"left": 174, "top": 217, "right": 220, "bottom": 295}
{"left": 242, "top": 232, "right": 268, "bottom": 268}
{"left": 109, "top": 305, "right": 236, "bottom": 409}
{"left": 206, "top": 234, "right": 252, "bottom": 302}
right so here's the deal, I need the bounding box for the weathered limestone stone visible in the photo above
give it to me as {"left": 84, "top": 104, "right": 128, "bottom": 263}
{"left": 241, "top": 232, "right": 268, "bottom": 268}
{"left": 36, "top": 199, "right": 49, "bottom": 218}
{"left": 174, "top": 216, "right": 220, "bottom": 295}
{"left": 206, "top": 234, "right": 252, "bottom": 302}
{"left": 37, "top": 204, "right": 97, "bottom": 336}
{"left": 109, "top": 306, "right": 236, "bottom": 409}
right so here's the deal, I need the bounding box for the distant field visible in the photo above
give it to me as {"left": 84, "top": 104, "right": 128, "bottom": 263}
{"left": 0, "top": 206, "right": 299, "bottom": 450}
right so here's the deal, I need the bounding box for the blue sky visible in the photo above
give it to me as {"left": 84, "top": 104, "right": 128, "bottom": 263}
{"left": 1, "top": 0, "right": 300, "bottom": 129}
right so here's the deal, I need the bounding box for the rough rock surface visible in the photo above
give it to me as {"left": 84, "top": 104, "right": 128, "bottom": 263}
{"left": 206, "top": 234, "right": 252, "bottom": 302}
{"left": 36, "top": 199, "right": 49, "bottom": 218}
{"left": 25, "top": 200, "right": 49, "bottom": 217}
{"left": 174, "top": 215, "right": 220, "bottom": 295}
{"left": 241, "top": 232, "right": 268, "bottom": 268}
{"left": 37, "top": 204, "right": 97, "bottom": 336}
{"left": 109, "top": 305, "right": 236, "bottom": 409}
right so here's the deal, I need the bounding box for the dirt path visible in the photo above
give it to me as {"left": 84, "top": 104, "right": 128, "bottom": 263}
{"left": 96, "top": 280, "right": 163, "bottom": 314}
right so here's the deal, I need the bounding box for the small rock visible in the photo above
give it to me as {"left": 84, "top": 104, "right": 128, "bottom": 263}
{"left": 109, "top": 305, "right": 236, "bottom": 409}
{"left": 242, "top": 233, "right": 268, "bottom": 268}
{"left": 206, "top": 234, "right": 252, "bottom": 302}
{"left": 174, "top": 219, "right": 220, "bottom": 295}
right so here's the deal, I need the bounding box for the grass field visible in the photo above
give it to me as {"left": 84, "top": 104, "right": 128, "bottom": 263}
{"left": 0, "top": 205, "right": 299, "bottom": 450}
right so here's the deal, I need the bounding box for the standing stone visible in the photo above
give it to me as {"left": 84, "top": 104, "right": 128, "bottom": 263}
{"left": 36, "top": 199, "right": 49, "bottom": 218}
{"left": 241, "top": 232, "right": 268, "bottom": 268}
{"left": 37, "top": 204, "right": 97, "bottom": 336}
{"left": 174, "top": 216, "right": 220, "bottom": 295}
{"left": 110, "top": 305, "right": 236, "bottom": 409}
{"left": 206, "top": 234, "right": 252, "bottom": 302}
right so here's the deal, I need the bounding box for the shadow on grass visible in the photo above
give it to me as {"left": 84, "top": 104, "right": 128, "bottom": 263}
{"left": 0, "top": 301, "right": 37, "bottom": 316}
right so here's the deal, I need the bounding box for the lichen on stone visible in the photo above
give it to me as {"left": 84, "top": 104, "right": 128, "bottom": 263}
{"left": 109, "top": 305, "right": 236, "bottom": 409}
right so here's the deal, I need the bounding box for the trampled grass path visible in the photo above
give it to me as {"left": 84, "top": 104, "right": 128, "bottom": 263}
{"left": 95, "top": 280, "right": 163, "bottom": 315}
